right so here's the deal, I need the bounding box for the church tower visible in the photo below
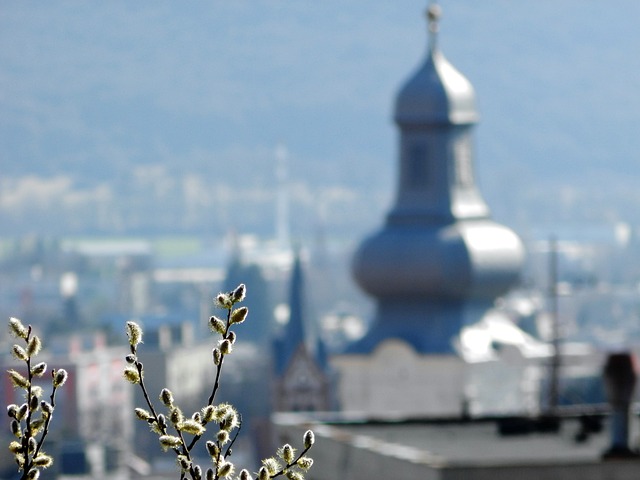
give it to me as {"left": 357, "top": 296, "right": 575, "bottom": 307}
{"left": 273, "top": 251, "right": 331, "bottom": 412}
{"left": 334, "top": 5, "right": 524, "bottom": 417}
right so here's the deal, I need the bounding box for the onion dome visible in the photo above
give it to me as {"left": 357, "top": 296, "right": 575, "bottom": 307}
{"left": 395, "top": 4, "right": 478, "bottom": 127}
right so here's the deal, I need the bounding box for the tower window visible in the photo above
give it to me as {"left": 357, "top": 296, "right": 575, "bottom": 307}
{"left": 454, "top": 137, "right": 474, "bottom": 187}
{"left": 406, "top": 144, "right": 428, "bottom": 189}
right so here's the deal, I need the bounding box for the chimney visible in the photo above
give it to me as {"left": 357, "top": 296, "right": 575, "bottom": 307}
{"left": 602, "top": 352, "right": 638, "bottom": 459}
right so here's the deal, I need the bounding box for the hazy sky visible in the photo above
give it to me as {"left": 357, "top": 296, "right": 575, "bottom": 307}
{"left": 1, "top": 1, "right": 640, "bottom": 234}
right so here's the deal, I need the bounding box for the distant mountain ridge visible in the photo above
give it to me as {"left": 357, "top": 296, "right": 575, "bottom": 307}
{"left": 1, "top": 1, "right": 639, "bottom": 237}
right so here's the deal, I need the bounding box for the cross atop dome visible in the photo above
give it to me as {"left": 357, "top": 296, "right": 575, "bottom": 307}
{"left": 426, "top": 2, "right": 442, "bottom": 50}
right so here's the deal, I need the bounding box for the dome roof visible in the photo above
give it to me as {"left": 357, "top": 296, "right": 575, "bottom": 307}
{"left": 394, "top": 9, "right": 478, "bottom": 126}
{"left": 352, "top": 220, "right": 524, "bottom": 301}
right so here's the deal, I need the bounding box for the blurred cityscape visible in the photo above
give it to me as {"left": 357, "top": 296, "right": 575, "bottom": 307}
{"left": 2, "top": 2, "right": 640, "bottom": 479}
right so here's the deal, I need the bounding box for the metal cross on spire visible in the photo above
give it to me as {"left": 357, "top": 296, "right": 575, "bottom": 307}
{"left": 426, "top": 2, "right": 442, "bottom": 52}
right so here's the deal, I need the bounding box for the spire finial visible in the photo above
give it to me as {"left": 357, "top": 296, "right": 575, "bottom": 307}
{"left": 426, "top": 2, "right": 442, "bottom": 51}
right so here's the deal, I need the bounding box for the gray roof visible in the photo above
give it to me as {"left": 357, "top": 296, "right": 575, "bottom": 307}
{"left": 394, "top": 26, "right": 477, "bottom": 126}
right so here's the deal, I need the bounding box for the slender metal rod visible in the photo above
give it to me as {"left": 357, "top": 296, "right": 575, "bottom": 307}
{"left": 548, "top": 235, "right": 560, "bottom": 413}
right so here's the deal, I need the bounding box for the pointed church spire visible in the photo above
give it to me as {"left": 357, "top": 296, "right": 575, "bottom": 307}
{"left": 272, "top": 249, "right": 332, "bottom": 412}
{"left": 274, "top": 248, "right": 307, "bottom": 374}
{"left": 286, "top": 249, "right": 306, "bottom": 349}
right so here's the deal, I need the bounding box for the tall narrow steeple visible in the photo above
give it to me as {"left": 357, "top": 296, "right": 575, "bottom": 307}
{"left": 273, "top": 250, "right": 331, "bottom": 412}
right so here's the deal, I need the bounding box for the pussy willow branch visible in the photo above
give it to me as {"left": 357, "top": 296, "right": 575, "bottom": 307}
{"left": 131, "top": 344, "right": 198, "bottom": 480}
{"left": 207, "top": 308, "right": 232, "bottom": 406}
{"left": 132, "top": 346, "right": 183, "bottom": 457}
{"left": 224, "top": 416, "right": 242, "bottom": 459}
{"left": 19, "top": 327, "right": 34, "bottom": 480}
{"left": 31, "top": 379, "right": 60, "bottom": 461}
{"left": 271, "top": 446, "right": 313, "bottom": 479}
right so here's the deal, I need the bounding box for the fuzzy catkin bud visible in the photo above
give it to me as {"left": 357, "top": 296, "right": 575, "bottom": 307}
{"left": 11, "top": 419, "right": 21, "bottom": 437}
{"left": 212, "top": 348, "right": 222, "bottom": 365}
{"left": 239, "top": 469, "right": 252, "bottom": 480}
{"left": 303, "top": 429, "right": 315, "bottom": 449}
{"left": 28, "top": 436, "right": 37, "bottom": 453}
{"left": 206, "top": 468, "right": 214, "bottom": 480}
{"left": 53, "top": 369, "right": 68, "bottom": 388}
{"left": 14, "top": 455, "right": 25, "bottom": 469}
{"left": 40, "top": 401, "right": 53, "bottom": 415}
{"left": 221, "top": 410, "right": 239, "bottom": 431}
{"left": 217, "top": 430, "right": 230, "bottom": 444}
{"left": 226, "top": 331, "right": 237, "bottom": 345}
{"left": 281, "top": 444, "right": 295, "bottom": 464}
{"left": 231, "top": 284, "right": 246, "bottom": 303}
{"left": 258, "top": 467, "right": 270, "bottom": 480}
{"left": 8, "top": 440, "right": 21, "bottom": 453}
{"left": 125, "top": 354, "right": 136, "bottom": 364}
{"left": 169, "top": 407, "right": 183, "bottom": 425}
{"left": 9, "top": 317, "right": 29, "bottom": 339}
{"left": 157, "top": 414, "right": 167, "bottom": 428}
{"left": 8, "top": 369, "right": 29, "bottom": 389}
{"left": 177, "top": 419, "right": 205, "bottom": 436}
{"left": 262, "top": 458, "right": 280, "bottom": 475}
{"left": 26, "top": 469, "right": 40, "bottom": 480}
{"left": 218, "top": 461, "right": 234, "bottom": 478}
{"left": 285, "top": 471, "right": 303, "bottom": 480}
{"left": 134, "top": 408, "right": 152, "bottom": 421}
{"left": 12, "top": 344, "right": 28, "bottom": 361}
{"left": 126, "top": 321, "right": 143, "bottom": 347}
{"left": 193, "top": 465, "right": 202, "bottom": 480}
{"left": 209, "top": 315, "right": 227, "bottom": 335}
{"left": 209, "top": 316, "right": 226, "bottom": 334}
{"left": 215, "top": 293, "right": 233, "bottom": 309}
{"left": 123, "top": 366, "right": 140, "bottom": 384}
{"left": 206, "top": 440, "right": 219, "bottom": 457}
{"left": 29, "top": 394, "right": 39, "bottom": 411}
{"left": 33, "top": 454, "right": 53, "bottom": 468}
{"left": 30, "top": 418, "right": 45, "bottom": 435}
{"left": 31, "top": 362, "right": 47, "bottom": 377}
{"left": 160, "top": 388, "right": 174, "bottom": 407}
{"left": 159, "top": 435, "right": 182, "bottom": 451}
{"left": 219, "top": 339, "right": 232, "bottom": 355}
{"left": 297, "top": 457, "right": 313, "bottom": 471}
{"left": 178, "top": 455, "right": 191, "bottom": 471}
{"left": 201, "top": 405, "right": 215, "bottom": 423}
{"left": 26, "top": 335, "right": 42, "bottom": 357}
{"left": 17, "top": 403, "right": 28, "bottom": 420}
{"left": 230, "top": 307, "right": 248, "bottom": 325}
{"left": 7, "top": 404, "right": 18, "bottom": 418}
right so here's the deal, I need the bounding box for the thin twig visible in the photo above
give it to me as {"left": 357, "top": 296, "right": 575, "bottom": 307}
{"left": 271, "top": 446, "right": 312, "bottom": 479}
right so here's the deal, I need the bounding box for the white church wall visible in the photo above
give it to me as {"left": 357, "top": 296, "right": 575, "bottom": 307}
{"left": 333, "top": 339, "right": 466, "bottom": 418}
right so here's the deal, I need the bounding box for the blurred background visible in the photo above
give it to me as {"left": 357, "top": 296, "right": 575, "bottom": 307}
{"left": 2, "top": 1, "right": 640, "bottom": 478}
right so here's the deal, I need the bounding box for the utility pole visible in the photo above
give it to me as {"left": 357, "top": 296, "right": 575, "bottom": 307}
{"left": 548, "top": 235, "right": 560, "bottom": 414}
